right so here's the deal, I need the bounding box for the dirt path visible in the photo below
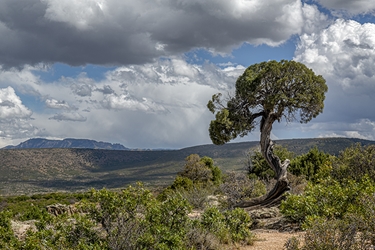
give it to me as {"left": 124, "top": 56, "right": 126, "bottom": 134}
{"left": 241, "top": 229, "right": 304, "bottom": 250}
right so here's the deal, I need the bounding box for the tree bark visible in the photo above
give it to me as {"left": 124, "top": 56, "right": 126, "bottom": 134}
{"left": 235, "top": 113, "right": 290, "bottom": 209}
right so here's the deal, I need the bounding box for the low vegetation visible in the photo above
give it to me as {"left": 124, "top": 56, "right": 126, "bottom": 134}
{"left": 2, "top": 143, "right": 375, "bottom": 249}
{"left": 282, "top": 144, "right": 375, "bottom": 249}
{"left": 0, "top": 155, "right": 256, "bottom": 249}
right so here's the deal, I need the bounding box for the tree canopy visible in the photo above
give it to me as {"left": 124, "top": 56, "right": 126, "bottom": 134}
{"left": 207, "top": 60, "right": 328, "bottom": 145}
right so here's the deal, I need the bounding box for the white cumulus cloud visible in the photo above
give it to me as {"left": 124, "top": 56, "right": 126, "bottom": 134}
{"left": 294, "top": 19, "right": 375, "bottom": 141}
{"left": 0, "top": 86, "right": 40, "bottom": 139}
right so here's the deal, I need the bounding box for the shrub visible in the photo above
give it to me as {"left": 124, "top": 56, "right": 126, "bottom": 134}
{"left": 19, "top": 205, "right": 52, "bottom": 222}
{"left": 0, "top": 210, "right": 20, "bottom": 249}
{"left": 280, "top": 175, "right": 375, "bottom": 222}
{"left": 247, "top": 145, "right": 294, "bottom": 180}
{"left": 175, "top": 184, "right": 217, "bottom": 209}
{"left": 223, "top": 208, "right": 254, "bottom": 245}
{"left": 220, "top": 172, "right": 266, "bottom": 208}
{"left": 332, "top": 144, "right": 375, "bottom": 182}
{"left": 179, "top": 154, "right": 222, "bottom": 186}
{"left": 289, "top": 147, "right": 331, "bottom": 181}
{"left": 285, "top": 217, "right": 359, "bottom": 250}
{"left": 200, "top": 207, "right": 254, "bottom": 246}
{"left": 201, "top": 207, "right": 230, "bottom": 243}
{"left": 160, "top": 154, "right": 223, "bottom": 209}
{"left": 248, "top": 146, "right": 331, "bottom": 182}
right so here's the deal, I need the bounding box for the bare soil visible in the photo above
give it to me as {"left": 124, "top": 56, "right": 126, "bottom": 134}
{"left": 242, "top": 229, "right": 304, "bottom": 250}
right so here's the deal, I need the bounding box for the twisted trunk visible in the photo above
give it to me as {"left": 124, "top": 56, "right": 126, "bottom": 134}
{"left": 236, "top": 113, "right": 290, "bottom": 209}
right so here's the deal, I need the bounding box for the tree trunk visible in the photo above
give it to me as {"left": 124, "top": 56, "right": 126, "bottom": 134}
{"left": 235, "top": 113, "right": 290, "bottom": 209}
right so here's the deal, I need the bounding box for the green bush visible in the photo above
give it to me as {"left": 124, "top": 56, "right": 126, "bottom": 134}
{"left": 179, "top": 154, "right": 222, "bottom": 186}
{"left": 280, "top": 175, "right": 375, "bottom": 222}
{"left": 201, "top": 207, "right": 229, "bottom": 243}
{"left": 248, "top": 145, "right": 294, "bottom": 180}
{"left": 200, "top": 207, "right": 254, "bottom": 246}
{"left": 249, "top": 146, "right": 331, "bottom": 182}
{"left": 160, "top": 154, "right": 223, "bottom": 209}
{"left": 289, "top": 147, "right": 331, "bottom": 181}
{"left": 0, "top": 211, "right": 20, "bottom": 249}
{"left": 332, "top": 144, "right": 375, "bottom": 182}
{"left": 1, "top": 182, "right": 254, "bottom": 249}
{"left": 170, "top": 176, "right": 194, "bottom": 190}
{"left": 285, "top": 217, "right": 359, "bottom": 250}
{"left": 223, "top": 208, "right": 254, "bottom": 244}
{"left": 285, "top": 210, "right": 375, "bottom": 250}
{"left": 19, "top": 205, "right": 52, "bottom": 222}
{"left": 86, "top": 183, "right": 195, "bottom": 250}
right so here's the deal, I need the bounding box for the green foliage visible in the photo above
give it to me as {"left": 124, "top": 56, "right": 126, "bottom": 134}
{"left": 160, "top": 154, "right": 223, "bottom": 209}
{"left": 201, "top": 207, "right": 229, "bottom": 243}
{"left": 248, "top": 146, "right": 330, "bottom": 182}
{"left": 1, "top": 191, "right": 91, "bottom": 221}
{"left": 0, "top": 211, "right": 20, "bottom": 249}
{"left": 179, "top": 154, "right": 222, "bottom": 186}
{"left": 280, "top": 175, "right": 375, "bottom": 222}
{"left": 208, "top": 60, "right": 327, "bottom": 145}
{"left": 19, "top": 205, "right": 52, "bottom": 222}
{"left": 286, "top": 217, "right": 360, "bottom": 250}
{"left": 285, "top": 203, "right": 375, "bottom": 250}
{"left": 21, "top": 213, "right": 105, "bottom": 250}
{"left": 0, "top": 182, "right": 256, "bottom": 249}
{"left": 248, "top": 145, "right": 294, "bottom": 180}
{"left": 289, "top": 146, "right": 331, "bottom": 181}
{"left": 223, "top": 208, "right": 254, "bottom": 244}
{"left": 200, "top": 207, "right": 254, "bottom": 245}
{"left": 139, "top": 194, "right": 192, "bottom": 249}
{"left": 86, "top": 183, "right": 195, "bottom": 250}
{"left": 332, "top": 144, "right": 375, "bottom": 182}
{"left": 170, "top": 176, "right": 194, "bottom": 190}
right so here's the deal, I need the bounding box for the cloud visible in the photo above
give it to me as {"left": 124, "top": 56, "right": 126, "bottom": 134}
{"left": 105, "top": 58, "right": 244, "bottom": 89}
{"left": 95, "top": 85, "right": 114, "bottom": 95}
{"left": 295, "top": 19, "right": 375, "bottom": 92}
{"left": 0, "top": 56, "right": 247, "bottom": 148}
{"left": 0, "top": 0, "right": 308, "bottom": 68}
{"left": 71, "top": 83, "right": 93, "bottom": 97}
{"left": 0, "top": 86, "right": 40, "bottom": 138}
{"left": 49, "top": 112, "right": 87, "bottom": 122}
{"left": 313, "top": 0, "right": 375, "bottom": 16}
{"left": 0, "top": 86, "right": 32, "bottom": 119}
{"left": 294, "top": 19, "right": 375, "bottom": 140}
{"left": 100, "top": 94, "right": 168, "bottom": 113}
{"left": 301, "top": 3, "right": 331, "bottom": 34}
{"left": 45, "top": 99, "right": 76, "bottom": 110}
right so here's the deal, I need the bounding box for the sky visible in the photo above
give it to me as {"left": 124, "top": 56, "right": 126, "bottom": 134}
{"left": 1, "top": 0, "right": 375, "bottom": 149}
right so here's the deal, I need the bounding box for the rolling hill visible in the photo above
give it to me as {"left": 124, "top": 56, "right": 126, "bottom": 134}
{"left": 0, "top": 137, "right": 374, "bottom": 196}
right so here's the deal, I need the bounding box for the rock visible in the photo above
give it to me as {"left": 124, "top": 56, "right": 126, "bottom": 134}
{"left": 46, "top": 203, "right": 77, "bottom": 216}
{"left": 248, "top": 207, "right": 281, "bottom": 219}
{"left": 11, "top": 220, "right": 37, "bottom": 240}
{"left": 247, "top": 207, "right": 300, "bottom": 232}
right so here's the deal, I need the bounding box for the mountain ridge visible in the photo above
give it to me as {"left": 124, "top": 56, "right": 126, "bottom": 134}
{"left": 3, "top": 138, "right": 129, "bottom": 150}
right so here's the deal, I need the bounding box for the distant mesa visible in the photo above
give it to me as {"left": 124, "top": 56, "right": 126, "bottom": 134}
{"left": 2, "top": 138, "right": 129, "bottom": 150}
